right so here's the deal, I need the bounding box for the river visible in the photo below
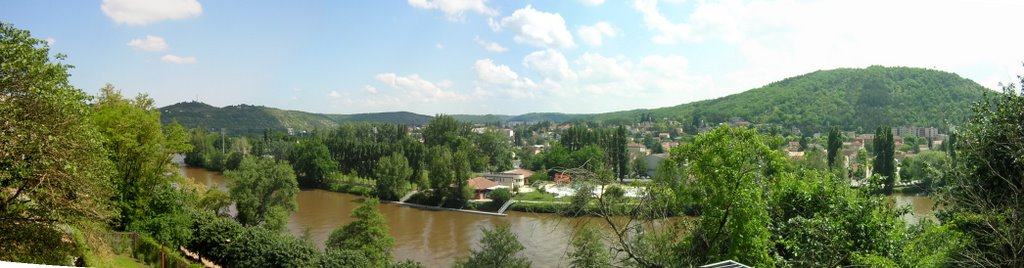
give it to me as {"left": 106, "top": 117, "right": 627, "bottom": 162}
{"left": 182, "top": 166, "right": 608, "bottom": 267}
{"left": 180, "top": 166, "right": 939, "bottom": 267}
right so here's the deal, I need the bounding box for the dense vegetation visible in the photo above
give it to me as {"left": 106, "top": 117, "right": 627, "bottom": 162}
{"left": 160, "top": 101, "right": 432, "bottom": 134}
{"left": 590, "top": 66, "right": 988, "bottom": 133}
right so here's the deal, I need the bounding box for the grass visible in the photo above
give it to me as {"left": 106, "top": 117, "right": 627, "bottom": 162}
{"left": 514, "top": 191, "right": 560, "bottom": 201}
{"left": 100, "top": 254, "right": 150, "bottom": 268}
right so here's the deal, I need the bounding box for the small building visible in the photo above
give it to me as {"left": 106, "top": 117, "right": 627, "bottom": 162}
{"left": 645, "top": 153, "right": 669, "bottom": 178}
{"left": 484, "top": 172, "right": 528, "bottom": 189}
{"left": 468, "top": 177, "right": 499, "bottom": 200}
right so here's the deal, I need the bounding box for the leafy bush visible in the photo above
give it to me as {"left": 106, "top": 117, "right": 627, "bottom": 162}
{"left": 489, "top": 188, "right": 512, "bottom": 207}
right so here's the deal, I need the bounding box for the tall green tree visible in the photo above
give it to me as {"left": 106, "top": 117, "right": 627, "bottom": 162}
{"left": 374, "top": 153, "right": 413, "bottom": 201}
{"left": 326, "top": 198, "right": 394, "bottom": 267}
{"left": 226, "top": 157, "right": 299, "bottom": 231}
{"left": 0, "top": 22, "right": 114, "bottom": 264}
{"left": 827, "top": 126, "right": 842, "bottom": 169}
{"left": 454, "top": 224, "right": 531, "bottom": 268}
{"left": 873, "top": 126, "right": 895, "bottom": 194}
{"left": 943, "top": 79, "right": 1024, "bottom": 266}
{"left": 289, "top": 139, "right": 337, "bottom": 188}
{"left": 90, "top": 84, "right": 193, "bottom": 229}
{"left": 569, "top": 225, "right": 611, "bottom": 268}
{"left": 674, "top": 126, "right": 782, "bottom": 266}
{"left": 613, "top": 125, "right": 629, "bottom": 181}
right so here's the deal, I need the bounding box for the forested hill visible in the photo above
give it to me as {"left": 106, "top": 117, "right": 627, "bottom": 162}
{"left": 159, "top": 102, "right": 432, "bottom": 133}
{"left": 587, "top": 66, "right": 990, "bottom": 133}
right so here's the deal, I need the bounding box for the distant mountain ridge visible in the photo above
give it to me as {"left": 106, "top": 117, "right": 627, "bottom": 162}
{"left": 159, "top": 102, "right": 431, "bottom": 133}
{"left": 161, "top": 66, "right": 991, "bottom": 134}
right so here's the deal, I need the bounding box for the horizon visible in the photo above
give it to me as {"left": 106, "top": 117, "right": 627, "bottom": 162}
{"left": 3, "top": 0, "right": 1022, "bottom": 115}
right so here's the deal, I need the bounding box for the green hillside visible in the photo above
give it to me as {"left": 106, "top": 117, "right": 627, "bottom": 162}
{"left": 160, "top": 102, "right": 432, "bottom": 133}
{"left": 161, "top": 66, "right": 990, "bottom": 134}
{"left": 588, "top": 66, "right": 989, "bottom": 133}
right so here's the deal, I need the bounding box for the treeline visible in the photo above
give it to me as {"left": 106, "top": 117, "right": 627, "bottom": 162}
{"left": 184, "top": 114, "right": 519, "bottom": 208}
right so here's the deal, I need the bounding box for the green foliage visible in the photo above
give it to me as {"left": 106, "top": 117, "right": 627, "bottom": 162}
{"left": 589, "top": 66, "right": 987, "bottom": 133}
{"left": 289, "top": 139, "right": 337, "bottom": 188}
{"left": 898, "top": 151, "right": 949, "bottom": 192}
{"left": 569, "top": 225, "right": 610, "bottom": 268}
{"left": 674, "top": 126, "right": 781, "bottom": 267}
{"left": 186, "top": 211, "right": 243, "bottom": 265}
{"left": 827, "top": 127, "right": 842, "bottom": 169}
{"left": 326, "top": 198, "right": 394, "bottom": 267}
{"left": 161, "top": 101, "right": 433, "bottom": 134}
{"left": 226, "top": 157, "right": 299, "bottom": 230}
{"left": 0, "top": 22, "right": 114, "bottom": 264}
{"left": 942, "top": 78, "right": 1024, "bottom": 266}
{"left": 489, "top": 188, "right": 512, "bottom": 207}
{"left": 221, "top": 227, "right": 320, "bottom": 268}
{"left": 455, "top": 224, "right": 531, "bottom": 268}
{"left": 128, "top": 183, "right": 195, "bottom": 248}
{"left": 198, "top": 187, "right": 232, "bottom": 217}
{"left": 873, "top": 126, "right": 896, "bottom": 194}
{"left": 130, "top": 233, "right": 203, "bottom": 268}
{"left": 375, "top": 153, "right": 414, "bottom": 201}
{"left": 769, "top": 170, "right": 906, "bottom": 266}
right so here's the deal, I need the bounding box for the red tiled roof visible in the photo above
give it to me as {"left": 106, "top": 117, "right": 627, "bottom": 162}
{"left": 468, "top": 177, "right": 498, "bottom": 191}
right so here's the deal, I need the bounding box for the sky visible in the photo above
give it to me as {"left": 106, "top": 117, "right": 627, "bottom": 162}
{"left": 3, "top": 0, "right": 1023, "bottom": 115}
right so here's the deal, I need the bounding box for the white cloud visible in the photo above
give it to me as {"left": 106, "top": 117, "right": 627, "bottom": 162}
{"left": 435, "top": 43, "right": 445, "bottom": 49}
{"left": 495, "top": 5, "right": 575, "bottom": 49}
{"left": 473, "top": 59, "right": 539, "bottom": 99}
{"left": 523, "top": 49, "right": 575, "bottom": 80}
{"left": 632, "top": 0, "right": 1024, "bottom": 93}
{"left": 474, "top": 37, "right": 508, "bottom": 52}
{"left": 101, "top": 0, "right": 202, "bottom": 26}
{"left": 160, "top": 54, "right": 197, "bottom": 64}
{"left": 579, "top": 0, "right": 606, "bottom": 6}
{"left": 374, "top": 73, "right": 464, "bottom": 102}
{"left": 364, "top": 85, "right": 379, "bottom": 94}
{"left": 44, "top": 38, "right": 56, "bottom": 46}
{"left": 327, "top": 90, "right": 344, "bottom": 99}
{"left": 407, "top": 0, "right": 497, "bottom": 21}
{"left": 127, "top": 35, "right": 169, "bottom": 52}
{"left": 577, "top": 22, "right": 618, "bottom": 47}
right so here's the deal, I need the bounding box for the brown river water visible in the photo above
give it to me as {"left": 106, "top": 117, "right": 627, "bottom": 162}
{"left": 180, "top": 166, "right": 937, "bottom": 267}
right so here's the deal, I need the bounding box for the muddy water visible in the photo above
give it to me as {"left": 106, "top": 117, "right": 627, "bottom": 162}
{"left": 892, "top": 192, "right": 940, "bottom": 225}
{"left": 181, "top": 166, "right": 606, "bottom": 267}
{"left": 181, "top": 166, "right": 939, "bottom": 267}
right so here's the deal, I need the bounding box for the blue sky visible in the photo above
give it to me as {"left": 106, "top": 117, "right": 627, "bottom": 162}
{"left": 3, "top": 0, "right": 1022, "bottom": 115}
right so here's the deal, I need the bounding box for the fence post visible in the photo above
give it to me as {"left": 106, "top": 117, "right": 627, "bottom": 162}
{"left": 161, "top": 240, "right": 165, "bottom": 268}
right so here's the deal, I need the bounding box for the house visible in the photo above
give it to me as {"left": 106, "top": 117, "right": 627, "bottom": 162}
{"left": 467, "top": 177, "right": 501, "bottom": 200}
{"left": 503, "top": 168, "right": 534, "bottom": 181}
{"left": 627, "top": 142, "right": 650, "bottom": 158}
{"left": 645, "top": 153, "right": 669, "bottom": 178}
{"left": 483, "top": 172, "right": 528, "bottom": 189}
{"left": 661, "top": 141, "right": 679, "bottom": 152}
{"left": 658, "top": 133, "right": 671, "bottom": 140}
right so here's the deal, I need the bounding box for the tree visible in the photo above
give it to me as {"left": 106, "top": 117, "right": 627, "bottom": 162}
{"left": 873, "top": 126, "right": 895, "bottom": 194}
{"left": 326, "top": 198, "right": 394, "bottom": 267}
{"left": 0, "top": 22, "right": 114, "bottom": 264}
{"left": 455, "top": 224, "right": 531, "bottom": 268}
{"left": 613, "top": 125, "right": 629, "bottom": 181}
{"left": 489, "top": 188, "right": 512, "bottom": 208}
{"left": 569, "top": 225, "right": 611, "bottom": 268}
{"left": 827, "top": 127, "right": 842, "bottom": 169}
{"left": 221, "top": 227, "right": 320, "bottom": 268}
{"left": 90, "top": 84, "right": 193, "bottom": 229}
{"left": 290, "top": 139, "right": 337, "bottom": 188}
{"left": 673, "top": 126, "right": 781, "bottom": 266}
{"left": 375, "top": 153, "right": 413, "bottom": 201}
{"left": 226, "top": 157, "right": 299, "bottom": 231}
{"left": 898, "top": 151, "right": 949, "bottom": 192}
{"left": 943, "top": 78, "right": 1024, "bottom": 266}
